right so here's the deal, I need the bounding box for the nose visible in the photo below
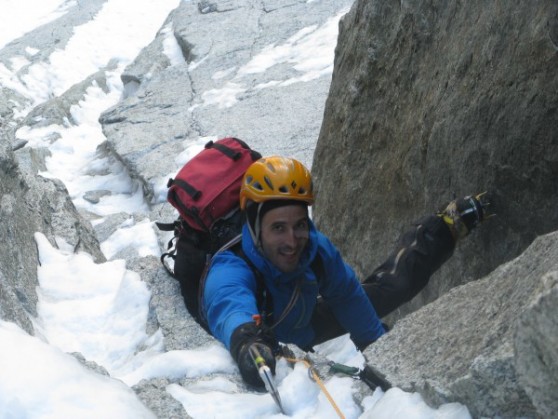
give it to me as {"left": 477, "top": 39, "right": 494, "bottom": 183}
{"left": 285, "top": 228, "right": 298, "bottom": 247}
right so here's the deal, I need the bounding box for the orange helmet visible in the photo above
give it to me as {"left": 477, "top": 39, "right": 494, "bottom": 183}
{"left": 239, "top": 156, "right": 314, "bottom": 210}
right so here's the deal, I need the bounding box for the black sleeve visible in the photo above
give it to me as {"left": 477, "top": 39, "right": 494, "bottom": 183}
{"left": 362, "top": 215, "right": 455, "bottom": 318}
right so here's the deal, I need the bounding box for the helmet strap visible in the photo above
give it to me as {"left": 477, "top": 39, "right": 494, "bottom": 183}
{"left": 245, "top": 202, "right": 264, "bottom": 249}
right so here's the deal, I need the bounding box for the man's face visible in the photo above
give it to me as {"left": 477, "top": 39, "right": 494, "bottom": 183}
{"left": 260, "top": 204, "right": 309, "bottom": 273}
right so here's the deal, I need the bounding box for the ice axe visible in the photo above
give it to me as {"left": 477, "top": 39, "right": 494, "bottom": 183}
{"left": 249, "top": 345, "right": 285, "bottom": 414}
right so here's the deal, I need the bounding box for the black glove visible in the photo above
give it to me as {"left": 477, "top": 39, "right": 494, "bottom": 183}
{"left": 438, "top": 192, "right": 493, "bottom": 240}
{"left": 230, "top": 322, "right": 276, "bottom": 389}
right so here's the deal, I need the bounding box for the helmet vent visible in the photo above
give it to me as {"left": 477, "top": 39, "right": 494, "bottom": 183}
{"left": 278, "top": 185, "right": 288, "bottom": 193}
{"left": 253, "top": 181, "right": 264, "bottom": 191}
{"left": 264, "top": 176, "right": 274, "bottom": 190}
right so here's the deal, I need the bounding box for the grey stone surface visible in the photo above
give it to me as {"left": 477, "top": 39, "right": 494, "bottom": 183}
{"left": 133, "top": 378, "right": 190, "bottom": 419}
{"left": 126, "top": 255, "right": 215, "bottom": 351}
{"left": 71, "top": 352, "right": 110, "bottom": 377}
{"left": 363, "top": 231, "right": 558, "bottom": 418}
{"left": 514, "top": 272, "right": 558, "bottom": 418}
{"left": 313, "top": 0, "right": 558, "bottom": 322}
{"left": 0, "top": 87, "right": 26, "bottom": 125}
{"left": 0, "top": 129, "right": 104, "bottom": 335}
{"left": 99, "top": 0, "right": 354, "bottom": 204}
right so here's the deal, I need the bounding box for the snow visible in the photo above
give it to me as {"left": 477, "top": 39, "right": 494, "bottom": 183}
{"left": 0, "top": 0, "right": 71, "bottom": 49}
{"left": 0, "top": 321, "right": 156, "bottom": 419}
{"left": 0, "top": 0, "right": 472, "bottom": 418}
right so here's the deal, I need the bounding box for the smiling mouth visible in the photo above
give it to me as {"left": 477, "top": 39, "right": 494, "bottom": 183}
{"left": 279, "top": 249, "right": 299, "bottom": 262}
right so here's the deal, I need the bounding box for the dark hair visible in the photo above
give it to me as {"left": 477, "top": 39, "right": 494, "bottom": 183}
{"left": 244, "top": 199, "right": 309, "bottom": 243}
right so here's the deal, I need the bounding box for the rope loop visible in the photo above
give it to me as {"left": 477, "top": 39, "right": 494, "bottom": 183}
{"left": 284, "top": 357, "right": 345, "bottom": 419}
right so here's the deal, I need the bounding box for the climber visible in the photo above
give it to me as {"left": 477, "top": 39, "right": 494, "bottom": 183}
{"left": 201, "top": 156, "right": 492, "bottom": 389}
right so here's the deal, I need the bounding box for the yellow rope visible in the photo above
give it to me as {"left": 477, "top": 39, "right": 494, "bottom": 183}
{"left": 284, "top": 357, "right": 345, "bottom": 419}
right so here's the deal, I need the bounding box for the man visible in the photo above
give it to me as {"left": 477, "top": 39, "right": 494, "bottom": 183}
{"left": 202, "top": 156, "right": 491, "bottom": 388}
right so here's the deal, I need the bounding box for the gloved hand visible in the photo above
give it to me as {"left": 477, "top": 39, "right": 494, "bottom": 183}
{"left": 438, "top": 192, "right": 494, "bottom": 240}
{"left": 230, "top": 322, "right": 276, "bottom": 389}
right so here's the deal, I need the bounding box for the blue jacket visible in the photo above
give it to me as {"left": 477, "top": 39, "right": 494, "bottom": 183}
{"left": 202, "top": 220, "right": 385, "bottom": 350}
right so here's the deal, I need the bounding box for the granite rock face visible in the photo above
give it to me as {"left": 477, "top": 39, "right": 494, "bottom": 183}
{"left": 313, "top": 0, "right": 558, "bottom": 318}
{"left": 363, "top": 230, "right": 558, "bottom": 418}
{"left": 315, "top": 1, "right": 558, "bottom": 416}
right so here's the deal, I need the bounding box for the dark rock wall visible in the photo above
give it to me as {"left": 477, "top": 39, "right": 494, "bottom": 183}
{"left": 313, "top": 0, "right": 558, "bottom": 318}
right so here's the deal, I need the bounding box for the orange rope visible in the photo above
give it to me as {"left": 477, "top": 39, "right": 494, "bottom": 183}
{"left": 284, "top": 357, "right": 345, "bottom": 419}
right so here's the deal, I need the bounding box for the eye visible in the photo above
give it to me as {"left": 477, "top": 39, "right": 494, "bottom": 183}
{"left": 272, "top": 224, "right": 285, "bottom": 233}
{"left": 295, "top": 219, "right": 309, "bottom": 231}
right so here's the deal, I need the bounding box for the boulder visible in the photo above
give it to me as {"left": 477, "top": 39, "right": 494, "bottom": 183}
{"left": 514, "top": 272, "right": 558, "bottom": 418}
{"left": 133, "top": 378, "right": 190, "bottom": 419}
{"left": 313, "top": 0, "right": 558, "bottom": 320}
{"left": 363, "top": 230, "right": 558, "bottom": 417}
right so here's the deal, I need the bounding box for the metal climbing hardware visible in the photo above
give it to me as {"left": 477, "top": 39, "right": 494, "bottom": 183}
{"left": 328, "top": 361, "right": 392, "bottom": 392}
{"left": 438, "top": 191, "right": 495, "bottom": 240}
{"left": 249, "top": 345, "right": 285, "bottom": 414}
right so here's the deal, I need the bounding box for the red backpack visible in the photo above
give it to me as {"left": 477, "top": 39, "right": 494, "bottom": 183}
{"left": 157, "top": 138, "right": 261, "bottom": 327}
{"left": 167, "top": 137, "right": 262, "bottom": 232}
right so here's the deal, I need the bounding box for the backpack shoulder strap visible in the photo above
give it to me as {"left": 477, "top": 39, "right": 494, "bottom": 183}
{"left": 197, "top": 234, "right": 243, "bottom": 326}
{"left": 156, "top": 218, "right": 187, "bottom": 278}
{"left": 310, "top": 252, "right": 324, "bottom": 284}
{"left": 214, "top": 233, "right": 242, "bottom": 254}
